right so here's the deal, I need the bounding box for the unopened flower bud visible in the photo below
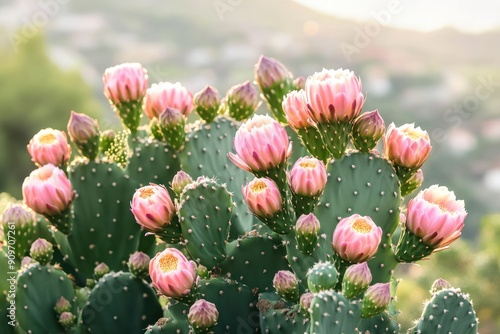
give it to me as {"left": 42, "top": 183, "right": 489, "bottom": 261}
{"left": 94, "top": 262, "right": 110, "bottom": 279}
{"left": 128, "top": 252, "right": 150, "bottom": 278}
{"left": 293, "top": 76, "right": 306, "bottom": 90}
{"left": 273, "top": 270, "right": 299, "bottom": 302}
{"left": 99, "top": 129, "right": 116, "bottom": 153}
{"left": 351, "top": 110, "right": 385, "bottom": 152}
{"left": 58, "top": 311, "right": 76, "bottom": 329}
{"left": 225, "top": 81, "right": 260, "bottom": 121}
{"left": 342, "top": 262, "right": 372, "bottom": 298}
{"left": 401, "top": 169, "right": 424, "bottom": 196}
{"left": 30, "top": 238, "right": 53, "bottom": 265}
{"left": 299, "top": 292, "right": 314, "bottom": 312}
{"left": 295, "top": 213, "right": 320, "bottom": 255}
{"left": 361, "top": 283, "right": 391, "bottom": 318}
{"left": 188, "top": 299, "right": 219, "bottom": 332}
{"left": 67, "top": 111, "right": 100, "bottom": 159}
{"left": 158, "top": 107, "right": 186, "bottom": 151}
{"left": 171, "top": 170, "right": 193, "bottom": 196}
{"left": 193, "top": 85, "right": 220, "bottom": 123}
{"left": 430, "top": 278, "right": 452, "bottom": 294}
{"left": 54, "top": 297, "right": 72, "bottom": 315}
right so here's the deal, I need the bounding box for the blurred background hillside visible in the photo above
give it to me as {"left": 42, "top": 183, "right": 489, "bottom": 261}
{"left": 0, "top": 0, "right": 499, "bottom": 331}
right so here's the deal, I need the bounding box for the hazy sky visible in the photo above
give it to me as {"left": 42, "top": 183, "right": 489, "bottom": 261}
{"left": 294, "top": 0, "right": 500, "bottom": 33}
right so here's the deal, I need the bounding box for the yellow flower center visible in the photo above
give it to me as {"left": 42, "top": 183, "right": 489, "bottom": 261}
{"left": 139, "top": 187, "right": 155, "bottom": 199}
{"left": 404, "top": 128, "right": 421, "bottom": 140}
{"left": 299, "top": 160, "right": 316, "bottom": 169}
{"left": 159, "top": 253, "right": 178, "bottom": 273}
{"left": 39, "top": 133, "right": 56, "bottom": 144}
{"left": 352, "top": 218, "right": 372, "bottom": 234}
{"left": 251, "top": 180, "right": 267, "bottom": 193}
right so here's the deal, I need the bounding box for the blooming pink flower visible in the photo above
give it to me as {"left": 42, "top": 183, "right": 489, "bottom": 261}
{"left": 305, "top": 68, "right": 365, "bottom": 123}
{"left": 288, "top": 157, "right": 327, "bottom": 197}
{"left": 149, "top": 248, "right": 196, "bottom": 298}
{"left": 242, "top": 177, "right": 282, "bottom": 219}
{"left": 22, "top": 164, "right": 75, "bottom": 217}
{"left": 27, "top": 128, "right": 71, "bottom": 167}
{"left": 103, "top": 63, "right": 148, "bottom": 105}
{"left": 228, "top": 114, "right": 292, "bottom": 173}
{"left": 406, "top": 185, "right": 467, "bottom": 248}
{"left": 130, "top": 184, "right": 175, "bottom": 232}
{"left": 332, "top": 214, "right": 382, "bottom": 263}
{"left": 384, "top": 123, "right": 432, "bottom": 169}
{"left": 282, "top": 90, "right": 312, "bottom": 130}
{"left": 144, "top": 82, "right": 193, "bottom": 120}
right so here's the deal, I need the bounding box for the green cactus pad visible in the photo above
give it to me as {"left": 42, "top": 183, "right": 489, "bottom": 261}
{"left": 356, "top": 311, "right": 400, "bottom": 333}
{"left": 16, "top": 263, "right": 77, "bottom": 333}
{"left": 409, "top": 288, "right": 478, "bottom": 334}
{"left": 144, "top": 317, "right": 190, "bottom": 334}
{"left": 178, "top": 177, "right": 233, "bottom": 269}
{"left": 197, "top": 278, "right": 258, "bottom": 334}
{"left": 259, "top": 304, "right": 310, "bottom": 333}
{"left": 220, "top": 233, "right": 290, "bottom": 293}
{"left": 180, "top": 116, "right": 260, "bottom": 239}
{"left": 53, "top": 160, "right": 142, "bottom": 282}
{"left": 82, "top": 272, "right": 162, "bottom": 333}
{"left": 309, "top": 290, "right": 361, "bottom": 334}
{"left": 307, "top": 261, "right": 339, "bottom": 293}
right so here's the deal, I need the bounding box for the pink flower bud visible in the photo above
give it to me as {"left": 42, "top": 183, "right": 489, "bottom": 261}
{"left": 30, "top": 238, "right": 53, "bottom": 265}
{"left": 342, "top": 262, "right": 372, "bottom": 298}
{"left": 94, "top": 262, "right": 110, "bottom": 279}
{"left": 103, "top": 63, "right": 148, "bottom": 105}
{"left": 273, "top": 270, "right": 299, "bottom": 301}
{"left": 27, "top": 128, "right": 71, "bottom": 167}
{"left": 2, "top": 203, "right": 35, "bottom": 229}
{"left": 295, "top": 213, "right": 320, "bottom": 236}
{"left": 128, "top": 251, "right": 151, "bottom": 278}
{"left": 159, "top": 107, "right": 184, "bottom": 128}
{"left": 288, "top": 157, "right": 327, "bottom": 197}
{"left": 332, "top": 214, "right": 382, "bottom": 263}
{"left": 406, "top": 185, "right": 467, "bottom": 248}
{"left": 282, "top": 90, "right": 312, "bottom": 130}
{"left": 54, "top": 297, "right": 71, "bottom": 314}
{"left": 22, "top": 164, "right": 75, "bottom": 217}
{"left": 170, "top": 170, "right": 193, "bottom": 196}
{"left": 293, "top": 76, "right": 306, "bottom": 90}
{"left": 228, "top": 114, "right": 292, "bottom": 173}
{"left": 305, "top": 68, "right": 365, "bottom": 123}
{"left": 361, "top": 283, "right": 391, "bottom": 318}
{"left": 242, "top": 177, "right": 282, "bottom": 219}
{"left": 188, "top": 299, "right": 219, "bottom": 330}
{"left": 351, "top": 110, "right": 385, "bottom": 151}
{"left": 149, "top": 247, "right": 197, "bottom": 298}
{"left": 131, "top": 184, "right": 175, "bottom": 232}
{"left": 226, "top": 81, "right": 260, "bottom": 121}
{"left": 58, "top": 311, "right": 76, "bottom": 329}
{"left": 193, "top": 85, "right": 220, "bottom": 122}
{"left": 430, "top": 278, "right": 451, "bottom": 294}
{"left": 299, "top": 292, "right": 314, "bottom": 312}
{"left": 384, "top": 123, "right": 432, "bottom": 169}
{"left": 144, "top": 82, "right": 193, "bottom": 120}
{"left": 254, "top": 55, "right": 292, "bottom": 89}
{"left": 67, "top": 111, "right": 99, "bottom": 144}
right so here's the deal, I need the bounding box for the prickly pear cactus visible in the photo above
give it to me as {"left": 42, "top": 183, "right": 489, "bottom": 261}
{"left": 1, "top": 56, "right": 478, "bottom": 334}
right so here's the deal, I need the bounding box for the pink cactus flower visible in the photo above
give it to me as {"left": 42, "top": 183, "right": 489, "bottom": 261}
{"left": 144, "top": 82, "right": 193, "bottom": 120}
{"left": 242, "top": 177, "right": 282, "bottom": 219}
{"left": 288, "top": 157, "right": 327, "bottom": 197}
{"left": 188, "top": 299, "right": 219, "bottom": 330}
{"left": 305, "top": 68, "right": 365, "bottom": 123}
{"left": 406, "top": 185, "right": 467, "bottom": 248}
{"left": 299, "top": 292, "right": 314, "bottom": 312}
{"left": 22, "top": 164, "right": 75, "bottom": 217}
{"left": 131, "top": 184, "right": 175, "bottom": 232}
{"left": 342, "top": 262, "right": 372, "bottom": 298}
{"left": 282, "top": 90, "right": 312, "bottom": 130}
{"left": 228, "top": 114, "right": 292, "bottom": 173}
{"left": 332, "top": 214, "right": 382, "bottom": 263}
{"left": 27, "top": 128, "right": 71, "bottom": 167}
{"left": 149, "top": 247, "right": 197, "bottom": 298}
{"left": 273, "top": 270, "right": 299, "bottom": 300}
{"left": 103, "top": 62, "right": 148, "bottom": 105}
{"left": 67, "top": 111, "right": 99, "bottom": 144}
{"left": 384, "top": 123, "right": 432, "bottom": 169}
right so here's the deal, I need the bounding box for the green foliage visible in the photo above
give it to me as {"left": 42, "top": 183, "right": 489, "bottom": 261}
{"left": 0, "top": 33, "right": 101, "bottom": 197}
